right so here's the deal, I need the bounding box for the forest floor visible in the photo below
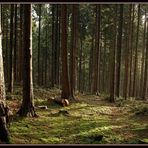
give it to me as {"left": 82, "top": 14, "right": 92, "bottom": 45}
{"left": 6, "top": 86, "right": 148, "bottom": 144}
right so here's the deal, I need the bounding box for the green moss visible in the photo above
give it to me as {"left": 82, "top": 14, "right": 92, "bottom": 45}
{"left": 7, "top": 87, "right": 148, "bottom": 144}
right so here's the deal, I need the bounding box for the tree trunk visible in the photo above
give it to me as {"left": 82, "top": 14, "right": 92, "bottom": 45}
{"left": 61, "top": 4, "right": 71, "bottom": 100}
{"left": 79, "top": 38, "right": 83, "bottom": 93}
{"left": 132, "top": 4, "right": 140, "bottom": 97}
{"left": 70, "top": 4, "right": 78, "bottom": 98}
{"left": 123, "top": 5, "right": 132, "bottom": 100}
{"left": 140, "top": 9, "right": 146, "bottom": 97}
{"left": 116, "top": 4, "right": 123, "bottom": 97}
{"left": 89, "top": 31, "right": 94, "bottom": 92}
{"left": 8, "top": 4, "right": 14, "bottom": 93}
{"left": 18, "top": 4, "right": 24, "bottom": 84}
{"left": 55, "top": 5, "right": 61, "bottom": 87}
{"left": 142, "top": 18, "right": 148, "bottom": 100}
{"left": 44, "top": 24, "right": 48, "bottom": 87}
{"left": 110, "top": 5, "right": 117, "bottom": 102}
{"left": 0, "top": 5, "right": 10, "bottom": 143}
{"left": 18, "top": 4, "right": 36, "bottom": 117}
{"left": 92, "top": 5, "right": 101, "bottom": 95}
{"left": 14, "top": 4, "right": 17, "bottom": 82}
{"left": 38, "top": 4, "right": 41, "bottom": 86}
{"left": 51, "top": 5, "right": 56, "bottom": 87}
{"left": 129, "top": 4, "right": 135, "bottom": 97}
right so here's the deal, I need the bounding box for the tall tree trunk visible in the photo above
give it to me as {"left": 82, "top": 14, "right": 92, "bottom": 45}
{"left": 55, "top": 5, "right": 60, "bottom": 87}
{"left": 142, "top": 19, "right": 148, "bottom": 100}
{"left": 89, "top": 31, "right": 94, "bottom": 92}
{"left": 18, "top": 4, "right": 24, "bottom": 84}
{"left": 140, "top": 10, "right": 146, "bottom": 97}
{"left": 79, "top": 38, "right": 83, "bottom": 92}
{"left": 14, "top": 4, "right": 17, "bottom": 82}
{"left": 123, "top": 6, "right": 132, "bottom": 100}
{"left": 38, "top": 4, "right": 41, "bottom": 86}
{"left": 0, "top": 5, "right": 10, "bottom": 143}
{"left": 51, "top": 5, "right": 56, "bottom": 87}
{"left": 110, "top": 5, "right": 117, "bottom": 102}
{"left": 5, "top": 13, "right": 9, "bottom": 83}
{"left": 102, "top": 36, "right": 106, "bottom": 93}
{"left": 132, "top": 4, "right": 140, "bottom": 97}
{"left": 116, "top": 4, "right": 123, "bottom": 97}
{"left": 92, "top": 5, "right": 101, "bottom": 95}
{"left": 45, "top": 24, "right": 48, "bottom": 87}
{"left": 8, "top": 4, "right": 14, "bottom": 93}
{"left": 18, "top": 4, "right": 36, "bottom": 117}
{"left": 61, "top": 4, "right": 71, "bottom": 99}
{"left": 129, "top": 4, "right": 135, "bottom": 97}
{"left": 70, "top": 4, "right": 78, "bottom": 98}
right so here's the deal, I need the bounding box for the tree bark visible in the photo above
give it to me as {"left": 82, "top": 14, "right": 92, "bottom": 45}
{"left": 61, "top": 4, "right": 71, "bottom": 99}
{"left": 70, "top": 4, "right": 78, "bottom": 98}
{"left": 132, "top": 4, "right": 140, "bottom": 97}
{"left": 18, "top": 4, "right": 24, "bottom": 84}
{"left": 38, "top": 4, "right": 42, "bottom": 86}
{"left": 0, "top": 5, "right": 10, "bottom": 143}
{"left": 14, "top": 4, "right": 17, "bottom": 82}
{"left": 18, "top": 4, "right": 36, "bottom": 117}
{"left": 129, "top": 4, "right": 135, "bottom": 97}
{"left": 142, "top": 18, "right": 148, "bottom": 100}
{"left": 92, "top": 5, "right": 101, "bottom": 95}
{"left": 8, "top": 4, "right": 14, "bottom": 93}
{"left": 123, "top": 5, "right": 132, "bottom": 100}
{"left": 110, "top": 5, "right": 117, "bottom": 102}
{"left": 140, "top": 9, "right": 146, "bottom": 97}
{"left": 116, "top": 4, "right": 123, "bottom": 97}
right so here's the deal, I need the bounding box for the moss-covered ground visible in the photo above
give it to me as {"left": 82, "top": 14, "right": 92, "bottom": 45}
{"left": 6, "top": 86, "right": 148, "bottom": 144}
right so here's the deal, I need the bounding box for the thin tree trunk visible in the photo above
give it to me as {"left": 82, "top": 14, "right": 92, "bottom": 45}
{"left": 45, "top": 24, "right": 48, "bottom": 87}
{"left": 14, "top": 4, "right": 17, "bottom": 82}
{"left": 116, "top": 4, "right": 123, "bottom": 97}
{"left": 8, "top": 4, "right": 14, "bottom": 93}
{"left": 89, "top": 31, "right": 94, "bottom": 92}
{"left": 142, "top": 19, "right": 148, "bottom": 100}
{"left": 19, "top": 4, "right": 23, "bottom": 84}
{"left": 132, "top": 4, "right": 140, "bottom": 97}
{"left": 123, "top": 6, "right": 132, "bottom": 100}
{"left": 140, "top": 10, "right": 146, "bottom": 97}
{"left": 110, "top": 5, "right": 117, "bottom": 102}
{"left": 92, "top": 5, "right": 101, "bottom": 95}
{"left": 38, "top": 4, "right": 41, "bottom": 86}
{"left": 129, "top": 4, "right": 135, "bottom": 97}
{"left": 79, "top": 38, "right": 82, "bottom": 92}
{"left": 55, "top": 5, "right": 60, "bottom": 87}
{"left": 51, "top": 5, "right": 56, "bottom": 87}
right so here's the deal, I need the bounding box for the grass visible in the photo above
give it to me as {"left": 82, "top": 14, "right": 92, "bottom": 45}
{"left": 5, "top": 87, "right": 148, "bottom": 144}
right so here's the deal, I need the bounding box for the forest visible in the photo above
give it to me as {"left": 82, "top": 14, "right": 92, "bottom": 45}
{"left": 0, "top": 3, "right": 148, "bottom": 144}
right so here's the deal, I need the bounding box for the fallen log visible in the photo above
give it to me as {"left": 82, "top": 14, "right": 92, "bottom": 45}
{"left": 47, "top": 97, "right": 69, "bottom": 107}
